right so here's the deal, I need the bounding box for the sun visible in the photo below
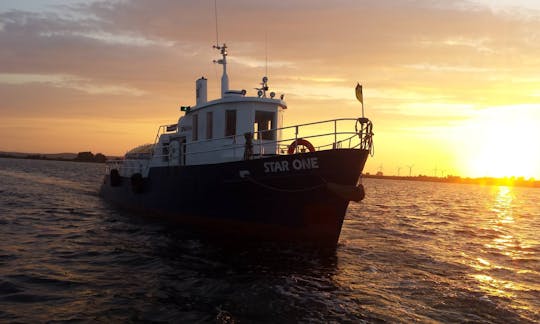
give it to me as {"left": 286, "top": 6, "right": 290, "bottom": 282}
{"left": 464, "top": 106, "right": 540, "bottom": 179}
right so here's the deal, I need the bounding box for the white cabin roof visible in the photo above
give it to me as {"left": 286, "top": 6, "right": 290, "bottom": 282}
{"left": 191, "top": 95, "right": 287, "bottom": 112}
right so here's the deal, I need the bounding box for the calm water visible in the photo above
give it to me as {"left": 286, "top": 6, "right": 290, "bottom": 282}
{"left": 0, "top": 158, "right": 539, "bottom": 323}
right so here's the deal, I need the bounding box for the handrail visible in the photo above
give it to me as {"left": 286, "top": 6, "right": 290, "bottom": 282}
{"left": 179, "top": 117, "right": 373, "bottom": 162}
{"left": 108, "top": 117, "right": 374, "bottom": 169}
{"left": 150, "top": 124, "right": 178, "bottom": 158}
{"left": 184, "top": 117, "right": 361, "bottom": 145}
{"left": 181, "top": 130, "right": 359, "bottom": 156}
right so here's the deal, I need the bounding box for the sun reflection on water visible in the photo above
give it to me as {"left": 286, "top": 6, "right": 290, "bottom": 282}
{"left": 469, "top": 186, "right": 536, "bottom": 313}
{"left": 484, "top": 187, "right": 517, "bottom": 255}
{"left": 471, "top": 274, "right": 516, "bottom": 299}
{"left": 492, "top": 186, "right": 514, "bottom": 223}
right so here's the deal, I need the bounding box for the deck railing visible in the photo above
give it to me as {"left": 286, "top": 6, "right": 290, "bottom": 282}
{"left": 105, "top": 117, "right": 373, "bottom": 172}
{"left": 179, "top": 117, "right": 373, "bottom": 164}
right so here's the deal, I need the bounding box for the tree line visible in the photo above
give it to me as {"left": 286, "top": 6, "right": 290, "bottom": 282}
{"left": 74, "top": 151, "right": 107, "bottom": 163}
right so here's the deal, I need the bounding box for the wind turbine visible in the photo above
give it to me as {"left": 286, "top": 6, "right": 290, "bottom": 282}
{"left": 406, "top": 164, "right": 414, "bottom": 177}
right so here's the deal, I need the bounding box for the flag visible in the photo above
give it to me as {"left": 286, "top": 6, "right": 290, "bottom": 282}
{"left": 355, "top": 83, "right": 363, "bottom": 104}
{"left": 166, "top": 124, "right": 177, "bottom": 132}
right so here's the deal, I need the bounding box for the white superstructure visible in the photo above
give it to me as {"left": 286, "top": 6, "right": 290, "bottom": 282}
{"left": 107, "top": 44, "right": 371, "bottom": 178}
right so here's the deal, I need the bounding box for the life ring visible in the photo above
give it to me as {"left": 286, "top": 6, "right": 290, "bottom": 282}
{"left": 287, "top": 138, "right": 315, "bottom": 154}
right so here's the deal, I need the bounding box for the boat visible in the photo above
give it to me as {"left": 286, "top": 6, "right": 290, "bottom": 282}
{"left": 99, "top": 43, "right": 374, "bottom": 246}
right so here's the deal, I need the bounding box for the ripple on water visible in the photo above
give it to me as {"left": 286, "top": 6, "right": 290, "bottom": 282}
{"left": 1, "top": 161, "right": 540, "bottom": 322}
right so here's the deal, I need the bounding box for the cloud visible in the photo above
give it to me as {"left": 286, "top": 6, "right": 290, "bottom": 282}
{"left": 39, "top": 30, "right": 175, "bottom": 47}
{"left": 0, "top": 73, "right": 146, "bottom": 95}
{"left": 0, "top": 0, "right": 539, "bottom": 163}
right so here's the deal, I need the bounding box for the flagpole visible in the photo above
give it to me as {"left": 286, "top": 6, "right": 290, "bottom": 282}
{"left": 356, "top": 83, "right": 364, "bottom": 118}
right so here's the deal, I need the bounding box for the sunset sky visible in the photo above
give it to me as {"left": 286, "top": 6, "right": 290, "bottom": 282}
{"left": 1, "top": 0, "right": 539, "bottom": 178}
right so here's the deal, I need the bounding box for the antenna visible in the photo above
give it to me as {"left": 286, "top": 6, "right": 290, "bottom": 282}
{"left": 214, "top": 0, "right": 219, "bottom": 46}
{"left": 265, "top": 31, "right": 268, "bottom": 78}
{"left": 212, "top": 0, "right": 228, "bottom": 97}
{"left": 213, "top": 43, "right": 229, "bottom": 97}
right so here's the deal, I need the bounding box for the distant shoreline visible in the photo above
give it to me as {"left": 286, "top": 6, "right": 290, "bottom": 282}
{"left": 0, "top": 151, "right": 110, "bottom": 164}
{"left": 1, "top": 152, "right": 537, "bottom": 188}
{"left": 362, "top": 174, "right": 540, "bottom": 188}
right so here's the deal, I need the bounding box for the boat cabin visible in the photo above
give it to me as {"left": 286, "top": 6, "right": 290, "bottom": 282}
{"left": 149, "top": 44, "right": 287, "bottom": 168}
{"left": 160, "top": 77, "right": 286, "bottom": 166}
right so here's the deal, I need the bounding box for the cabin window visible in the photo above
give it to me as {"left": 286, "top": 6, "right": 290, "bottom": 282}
{"left": 206, "top": 111, "right": 213, "bottom": 139}
{"left": 254, "top": 111, "right": 275, "bottom": 140}
{"left": 225, "top": 110, "right": 236, "bottom": 137}
{"left": 192, "top": 114, "right": 198, "bottom": 141}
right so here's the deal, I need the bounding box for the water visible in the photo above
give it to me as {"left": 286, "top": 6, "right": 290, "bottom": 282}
{"left": 0, "top": 158, "right": 539, "bottom": 323}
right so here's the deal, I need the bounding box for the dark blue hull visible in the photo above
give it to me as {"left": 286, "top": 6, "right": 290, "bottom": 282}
{"left": 99, "top": 149, "right": 369, "bottom": 246}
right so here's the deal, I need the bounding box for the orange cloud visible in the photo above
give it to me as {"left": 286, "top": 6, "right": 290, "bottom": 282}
{"left": 1, "top": 0, "right": 539, "bottom": 177}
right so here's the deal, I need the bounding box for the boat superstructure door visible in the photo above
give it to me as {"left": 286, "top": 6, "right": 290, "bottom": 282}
{"left": 179, "top": 137, "right": 186, "bottom": 166}
{"left": 168, "top": 139, "right": 180, "bottom": 165}
{"left": 168, "top": 137, "right": 186, "bottom": 166}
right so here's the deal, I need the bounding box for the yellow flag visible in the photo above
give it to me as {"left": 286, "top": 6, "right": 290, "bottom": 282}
{"left": 355, "top": 83, "right": 363, "bottom": 104}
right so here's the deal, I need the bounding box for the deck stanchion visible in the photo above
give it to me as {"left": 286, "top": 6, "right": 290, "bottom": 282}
{"left": 334, "top": 120, "right": 337, "bottom": 148}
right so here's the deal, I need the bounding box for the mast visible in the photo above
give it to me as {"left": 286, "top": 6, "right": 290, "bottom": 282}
{"left": 213, "top": 44, "right": 229, "bottom": 98}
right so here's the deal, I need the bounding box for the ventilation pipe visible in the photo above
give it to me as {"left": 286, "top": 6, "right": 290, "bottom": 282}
{"left": 196, "top": 77, "right": 207, "bottom": 106}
